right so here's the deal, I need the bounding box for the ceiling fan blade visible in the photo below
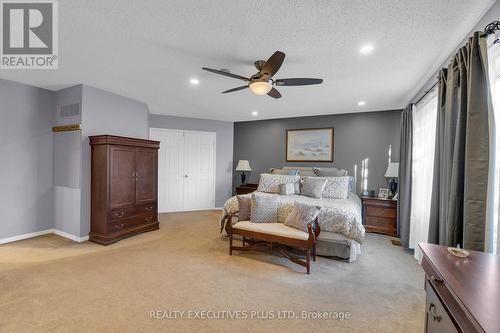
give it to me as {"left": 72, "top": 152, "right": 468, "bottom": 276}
{"left": 260, "top": 51, "right": 286, "bottom": 78}
{"left": 222, "top": 85, "right": 248, "bottom": 93}
{"left": 267, "top": 87, "right": 282, "bottom": 99}
{"left": 202, "top": 67, "right": 249, "bottom": 81}
{"left": 275, "top": 78, "right": 323, "bottom": 86}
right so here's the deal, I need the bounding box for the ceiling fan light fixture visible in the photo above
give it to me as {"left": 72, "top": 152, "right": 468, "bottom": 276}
{"left": 249, "top": 81, "right": 272, "bottom": 95}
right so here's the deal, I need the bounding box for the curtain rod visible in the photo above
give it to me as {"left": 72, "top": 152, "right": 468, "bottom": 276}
{"left": 482, "top": 21, "right": 500, "bottom": 38}
{"left": 415, "top": 80, "right": 439, "bottom": 106}
{"left": 414, "top": 20, "right": 499, "bottom": 106}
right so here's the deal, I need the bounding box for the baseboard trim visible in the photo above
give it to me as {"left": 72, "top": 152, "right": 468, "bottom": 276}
{"left": 0, "top": 229, "right": 89, "bottom": 245}
{"left": 52, "top": 229, "right": 89, "bottom": 242}
{"left": 0, "top": 229, "right": 53, "bottom": 245}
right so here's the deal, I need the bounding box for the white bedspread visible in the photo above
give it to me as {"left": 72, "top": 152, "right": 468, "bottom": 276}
{"left": 221, "top": 192, "right": 365, "bottom": 244}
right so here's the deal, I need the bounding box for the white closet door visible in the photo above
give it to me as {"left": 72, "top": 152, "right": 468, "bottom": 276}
{"left": 150, "top": 129, "right": 184, "bottom": 212}
{"left": 183, "top": 131, "right": 216, "bottom": 211}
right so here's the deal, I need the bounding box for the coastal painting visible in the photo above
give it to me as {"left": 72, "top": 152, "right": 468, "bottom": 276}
{"left": 286, "top": 128, "right": 334, "bottom": 162}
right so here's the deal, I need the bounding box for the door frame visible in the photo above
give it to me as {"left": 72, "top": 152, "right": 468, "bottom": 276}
{"left": 149, "top": 127, "right": 217, "bottom": 212}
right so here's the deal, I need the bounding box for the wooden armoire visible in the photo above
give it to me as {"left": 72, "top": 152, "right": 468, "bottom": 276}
{"left": 89, "top": 135, "right": 160, "bottom": 245}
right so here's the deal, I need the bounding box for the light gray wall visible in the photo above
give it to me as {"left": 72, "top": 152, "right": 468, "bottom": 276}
{"left": 149, "top": 114, "right": 234, "bottom": 207}
{"left": 79, "top": 85, "right": 149, "bottom": 237}
{"left": 411, "top": 1, "right": 500, "bottom": 102}
{"left": 233, "top": 110, "right": 402, "bottom": 193}
{"left": 53, "top": 85, "right": 83, "bottom": 236}
{"left": 0, "top": 79, "right": 55, "bottom": 239}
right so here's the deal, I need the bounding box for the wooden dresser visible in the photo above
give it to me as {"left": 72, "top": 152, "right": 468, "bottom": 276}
{"left": 419, "top": 243, "right": 500, "bottom": 333}
{"left": 89, "top": 135, "right": 160, "bottom": 245}
{"left": 361, "top": 196, "right": 397, "bottom": 236}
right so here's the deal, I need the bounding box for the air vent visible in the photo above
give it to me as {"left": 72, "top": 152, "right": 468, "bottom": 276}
{"left": 59, "top": 103, "right": 80, "bottom": 118}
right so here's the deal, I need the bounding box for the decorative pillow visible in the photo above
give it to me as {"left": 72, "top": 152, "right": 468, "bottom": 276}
{"left": 237, "top": 195, "right": 251, "bottom": 221}
{"left": 284, "top": 202, "right": 321, "bottom": 232}
{"left": 301, "top": 177, "right": 327, "bottom": 198}
{"left": 294, "top": 182, "right": 301, "bottom": 195}
{"left": 316, "top": 176, "right": 350, "bottom": 199}
{"left": 313, "top": 167, "right": 348, "bottom": 177}
{"left": 256, "top": 173, "right": 301, "bottom": 193}
{"left": 250, "top": 192, "right": 278, "bottom": 223}
{"left": 270, "top": 168, "right": 300, "bottom": 175}
{"left": 279, "top": 183, "right": 296, "bottom": 195}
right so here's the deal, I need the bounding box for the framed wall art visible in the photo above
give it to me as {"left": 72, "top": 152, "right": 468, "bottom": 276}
{"left": 286, "top": 128, "right": 334, "bottom": 162}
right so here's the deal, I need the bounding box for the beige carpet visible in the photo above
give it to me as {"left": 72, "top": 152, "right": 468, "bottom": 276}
{"left": 0, "top": 211, "right": 425, "bottom": 332}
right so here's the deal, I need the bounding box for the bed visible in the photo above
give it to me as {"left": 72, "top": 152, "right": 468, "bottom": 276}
{"left": 221, "top": 187, "right": 365, "bottom": 262}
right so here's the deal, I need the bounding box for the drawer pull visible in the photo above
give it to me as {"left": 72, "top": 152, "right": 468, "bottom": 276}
{"left": 431, "top": 275, "right": 443, "bottom": 283}
{"left": 428, "top": 303, "right": 441, "bottom": 322}
{"left": 145, "top": 206, "right": 153, "bottom": 211}
{"left": 144, "top": 217, "right": 153, "bottom": 223}
{"left": 114, "top": 212, "right": 125, "bottom": 218}
{"left": 113, "top": 223, "right": 124, "bottom": 230}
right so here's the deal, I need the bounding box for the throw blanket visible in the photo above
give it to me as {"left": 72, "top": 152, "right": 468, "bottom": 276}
{"left": 221, "top": 193, "right": 365, "bottom": 244}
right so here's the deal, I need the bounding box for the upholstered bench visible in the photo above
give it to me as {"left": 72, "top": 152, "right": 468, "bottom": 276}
{"left": 228, "top": 219, "right": 320, "bottom": 274}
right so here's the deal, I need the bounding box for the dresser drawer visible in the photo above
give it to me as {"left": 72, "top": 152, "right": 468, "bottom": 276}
{"left": 365, "top": 216, "right": 395, "bottom": 228}
{"left": 425, "top": 280, "right": 458, "bottom": 333}
{"left": 109, "top": 213, "right": 156, "bottom": 233}
{"left": 365, "top": 206, "right": 396, "bottom": 218}
{"left": 421, "top": 256, "right": 483, "bottom": 333}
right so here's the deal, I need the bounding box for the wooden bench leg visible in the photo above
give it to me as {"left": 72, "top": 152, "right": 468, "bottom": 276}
{"left": 229, "top": 233, "right": 233, "bottom": 255}
{"left": 306, "top": 248, "right": 311, "bottom": 274}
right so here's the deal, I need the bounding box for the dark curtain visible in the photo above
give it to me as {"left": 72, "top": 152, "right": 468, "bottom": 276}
{"left": 397, "top": 104, "right": 414, "bottom": 248}
{"left": 428, "top": 32, "right": 493, "bottom": 251}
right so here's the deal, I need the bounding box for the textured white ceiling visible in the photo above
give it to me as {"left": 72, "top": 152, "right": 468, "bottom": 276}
{"left": 0, "top": 0, "right": 494, "bottom": 121}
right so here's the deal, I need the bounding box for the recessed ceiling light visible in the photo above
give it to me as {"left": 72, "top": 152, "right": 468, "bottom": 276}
{"left": 359, "top": 44, "right": 374, "bottom": 55}
{"left": 189, "top": 78, "right": 200, "bottom": 85}
{"left": 358, "top": 101, "right": 366, "bottom": 106}
{"left": 252, "top": 111, "right": 259, "bottom": 116}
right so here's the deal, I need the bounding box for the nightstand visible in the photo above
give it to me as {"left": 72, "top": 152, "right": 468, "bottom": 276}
{"left": 235, "top": 183, "right": 258, "bottom": 195}
{"left": 361, "top": 196, "right": 397, "bottom": 236}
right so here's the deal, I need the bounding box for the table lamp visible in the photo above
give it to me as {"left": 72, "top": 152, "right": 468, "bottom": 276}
{"left": 385, "top": 162, "right": 399, "bottom": 199}
{"left": 236, "top": 160, "right": 252, "bottom": 185}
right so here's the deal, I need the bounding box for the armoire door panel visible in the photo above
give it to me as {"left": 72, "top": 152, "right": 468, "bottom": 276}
{"left": 135, "top": 148, "right": 157, "bottom": 205}
{"left": 109, "top": 146, "right": 136, "bottom": 209}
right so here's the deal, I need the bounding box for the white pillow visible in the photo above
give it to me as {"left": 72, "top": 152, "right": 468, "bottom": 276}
{"left": 315, "top": 176, "right": 350, "bottom": 199}
{"left": 257, "top": 173, "right": 301, "bottom": 193}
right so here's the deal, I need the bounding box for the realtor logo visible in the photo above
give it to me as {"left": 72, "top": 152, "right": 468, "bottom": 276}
{"left": 1, "top": 0, "right": 58, "bottom": 69}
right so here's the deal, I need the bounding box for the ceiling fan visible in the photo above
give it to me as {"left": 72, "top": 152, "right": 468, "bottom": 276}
{"left": 202, "top": 51, "right": 323, "bottom": 99}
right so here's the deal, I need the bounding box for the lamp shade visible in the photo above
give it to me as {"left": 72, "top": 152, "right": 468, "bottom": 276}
{"left": 236, "top": 160, "right": 252, "bottom": 172}
{"left": 385, "top": 162, "right": 399, "bottom": 178}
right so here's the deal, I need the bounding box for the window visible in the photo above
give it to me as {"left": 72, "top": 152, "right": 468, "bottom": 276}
{"left": 409, "top": 89, "right": 438, "bottom": 261}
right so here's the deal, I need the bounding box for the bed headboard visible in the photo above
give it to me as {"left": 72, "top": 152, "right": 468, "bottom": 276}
{"left": 282, "top": 166, "right": 316, "bottom": 177}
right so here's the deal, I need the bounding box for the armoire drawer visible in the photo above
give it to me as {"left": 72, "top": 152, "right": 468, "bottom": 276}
{"left": 136, "top": 203, "right": 157, "bottom": 214}
{"left": 109, "top": 206, "right": 136, "bottom": 221}
{"left": 109, "top": 213, "right": 156, "bottom": 233}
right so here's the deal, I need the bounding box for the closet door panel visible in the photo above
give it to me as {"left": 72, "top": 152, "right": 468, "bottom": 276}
{"left": 109, "top": 146, "right": 136, "bottom": 209}
{"left": 150, "top": 129, "right": 184, "bottom": 212}
{"left": 183, "top": 132, "right": 215, "bottom": 211}
{"left": 135, "top": 148, "right": 157, "bottom": 205}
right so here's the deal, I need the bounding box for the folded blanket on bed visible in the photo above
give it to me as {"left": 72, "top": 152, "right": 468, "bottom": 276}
{"left": 221, "top": 192, "right": 365, "bottom": 244}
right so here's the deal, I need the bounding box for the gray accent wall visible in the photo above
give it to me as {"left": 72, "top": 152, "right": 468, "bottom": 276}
{"left": 233, "top": 110, "right": 402, "bottom": 193}
{"left": 0, "top": 79, "right": 55, "bottom": 239}
{"left": 149, "top": 114, "right": 234, "bottom": 207}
